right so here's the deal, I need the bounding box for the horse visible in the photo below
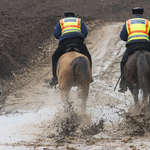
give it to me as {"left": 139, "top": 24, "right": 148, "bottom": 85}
{"left": 56, "top": 51, "right": 92, "bottom": 114}
{"left": 124, "top": 48, "right": 150, "bottom": 105}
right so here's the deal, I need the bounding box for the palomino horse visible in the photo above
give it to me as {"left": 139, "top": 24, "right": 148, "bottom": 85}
{"left": 57, "top": 51, "right": 92, "bottom": 114}
{"left": 124, "top": 49, "right": 150, "bottom": 105}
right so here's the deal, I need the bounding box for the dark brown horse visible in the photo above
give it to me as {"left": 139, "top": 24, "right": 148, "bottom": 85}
{"left": 57, "top": 51, "right": 92, "bottom": 114}
{"left": 124, "top": 49, "right": 150, "bottom": 105}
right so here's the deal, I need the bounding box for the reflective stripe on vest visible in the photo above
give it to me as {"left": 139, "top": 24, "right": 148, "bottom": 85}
{"left": 60, "top": 17, "right": 81, "bottom": 35}
{"left": 126, "top": 18, "right": 149, "bottom": 41}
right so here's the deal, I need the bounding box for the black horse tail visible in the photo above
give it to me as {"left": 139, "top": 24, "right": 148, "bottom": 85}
{"left": 71, "top": 56, "right": 89, "bottom": 81}
{"left": 137, "top": 52, "right": 150, "bottom": 91}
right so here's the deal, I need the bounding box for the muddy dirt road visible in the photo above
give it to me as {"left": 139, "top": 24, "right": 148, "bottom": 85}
{"left": 0, "top": 22, "right": 150, "bottom": 150}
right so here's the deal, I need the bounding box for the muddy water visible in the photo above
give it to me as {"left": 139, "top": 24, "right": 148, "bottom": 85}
{"left": 0, "top": 22, "right": 150, "bottom": 150}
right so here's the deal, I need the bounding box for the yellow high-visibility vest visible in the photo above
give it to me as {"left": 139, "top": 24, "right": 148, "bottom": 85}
{"left": 126, "top": 18, "right": 150, "bottom": 42}
{"left": 60, "top": 17, "right": 81, "bottom": 35}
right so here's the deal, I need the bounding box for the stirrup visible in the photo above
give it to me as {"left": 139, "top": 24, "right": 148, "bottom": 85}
{"left": 118, "top": 87, "right": 127, "bottom": 93}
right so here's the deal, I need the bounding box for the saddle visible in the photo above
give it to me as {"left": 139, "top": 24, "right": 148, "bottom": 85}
{"left": 65, "top": 43, "right": 81, "bottom": 53}
{"left": 133, "top": 46, "right": 148, "bottom": 53}
{"left": 127, "top": 46, "right": 149, "bottom": 62}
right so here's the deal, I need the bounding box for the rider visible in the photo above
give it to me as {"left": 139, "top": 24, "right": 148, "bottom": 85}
{"left": 118, "top": 7, "right": 150, "bottom": 93}
{"left": 49, "top": 11, "right": 92, "bottom": 86}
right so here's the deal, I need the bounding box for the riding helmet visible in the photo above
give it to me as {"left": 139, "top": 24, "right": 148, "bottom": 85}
{"left": 132, "top": 7, "right": 144, "bottom": 15}
{"left": 64, "top": 11, "right": 75, "bottom": 17}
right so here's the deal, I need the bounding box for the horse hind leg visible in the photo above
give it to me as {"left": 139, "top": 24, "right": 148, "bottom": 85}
{"left": 131, "top": 84, "right": 139, "bottom": 105}
{"left": 59, "top": 86, "right": 72, "bottom": 113}
{"left": 80, "top": 84, "right": 89, "bottom": 115}
{"left": 142, "top": 91, "right": 148, "bottom": 105}
{"left": 149, "top": 93, "right": 150, "bottom": 104}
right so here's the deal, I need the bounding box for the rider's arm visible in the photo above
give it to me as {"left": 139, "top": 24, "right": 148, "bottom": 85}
{"left": 120, "top": 22, "right": 128, "bottom": 41}
{"left": 148, "top": 21, "right": 150, "bottom": 39}
{"left": 81, "top": 20, "right": 88, "bottom": 38}
{"left": 53, "top": 22, "right": 61, "bottom": 39}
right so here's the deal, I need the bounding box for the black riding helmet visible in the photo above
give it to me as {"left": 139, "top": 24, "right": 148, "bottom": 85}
{"left": 132, "top": 7, "right": 144, "bottom": 15}
{"left": 64, "top": 11, "right": 75, "bottom": 17}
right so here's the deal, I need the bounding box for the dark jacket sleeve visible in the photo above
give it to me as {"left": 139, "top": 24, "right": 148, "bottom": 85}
{"left": 81, "top": 20, "right": 88, "bottom": 38}
{"left": 120, "top": 22, "right": 128, "bottom": 41}
{"left": 149, "top": 22, "right": 150, "bottom": 39}
{"left": 53, "top": 22, "right": 61, "bottom": 39}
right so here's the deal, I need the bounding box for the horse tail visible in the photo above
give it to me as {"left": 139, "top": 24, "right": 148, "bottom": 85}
{"left": 71, "top": 56, "right": 89, "bottom": 81}
{"left": 137, "top": 52, "right": 150, "bottom": 91}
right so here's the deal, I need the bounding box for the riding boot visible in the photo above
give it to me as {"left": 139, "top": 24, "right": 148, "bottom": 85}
{"left": 118, "top": 62, "right": 127, "bottom": 93}
{"left": 49, "top": 59, "right": 58, "bottom": 86}
{"left": 91, "top": 77, "right": 94, "bottom": 83}
{"left": 90, "top": 66, "right": 94, "bottom": 83}
{"left": 0, "top": 90, "right": 2, "bottom": 95}
{"left": 49, "top": 76, "right": 58, "bottom": 86}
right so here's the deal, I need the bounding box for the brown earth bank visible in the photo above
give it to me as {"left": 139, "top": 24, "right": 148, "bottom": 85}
{"left": 1, "top": 0, "right": 150, "bottom": 92}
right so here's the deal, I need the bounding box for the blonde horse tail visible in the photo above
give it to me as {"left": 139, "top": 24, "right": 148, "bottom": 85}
{"left": 137, "top": 52, "right": 150, "bottom": 91}
{"left": 71, "top": 56, "right": 88, "bottom": 81}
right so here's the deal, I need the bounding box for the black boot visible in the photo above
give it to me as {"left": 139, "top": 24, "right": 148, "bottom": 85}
{"left": 91, "top": 77, "right": 94, "bottom": 83}
{"left": 49, "top": 59, "right": 58, "bottom": 86}
{"left": 118, "top": 56, "right": 128, "bottom": 93}
{"left": 118, "top": 76, "right": 127, "bottom": 93}
{"left": 49, "top": 76, "right": 58, "bottom": 86}
{"left": 0, "top": 90, "right": 2, "bottom": 95}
